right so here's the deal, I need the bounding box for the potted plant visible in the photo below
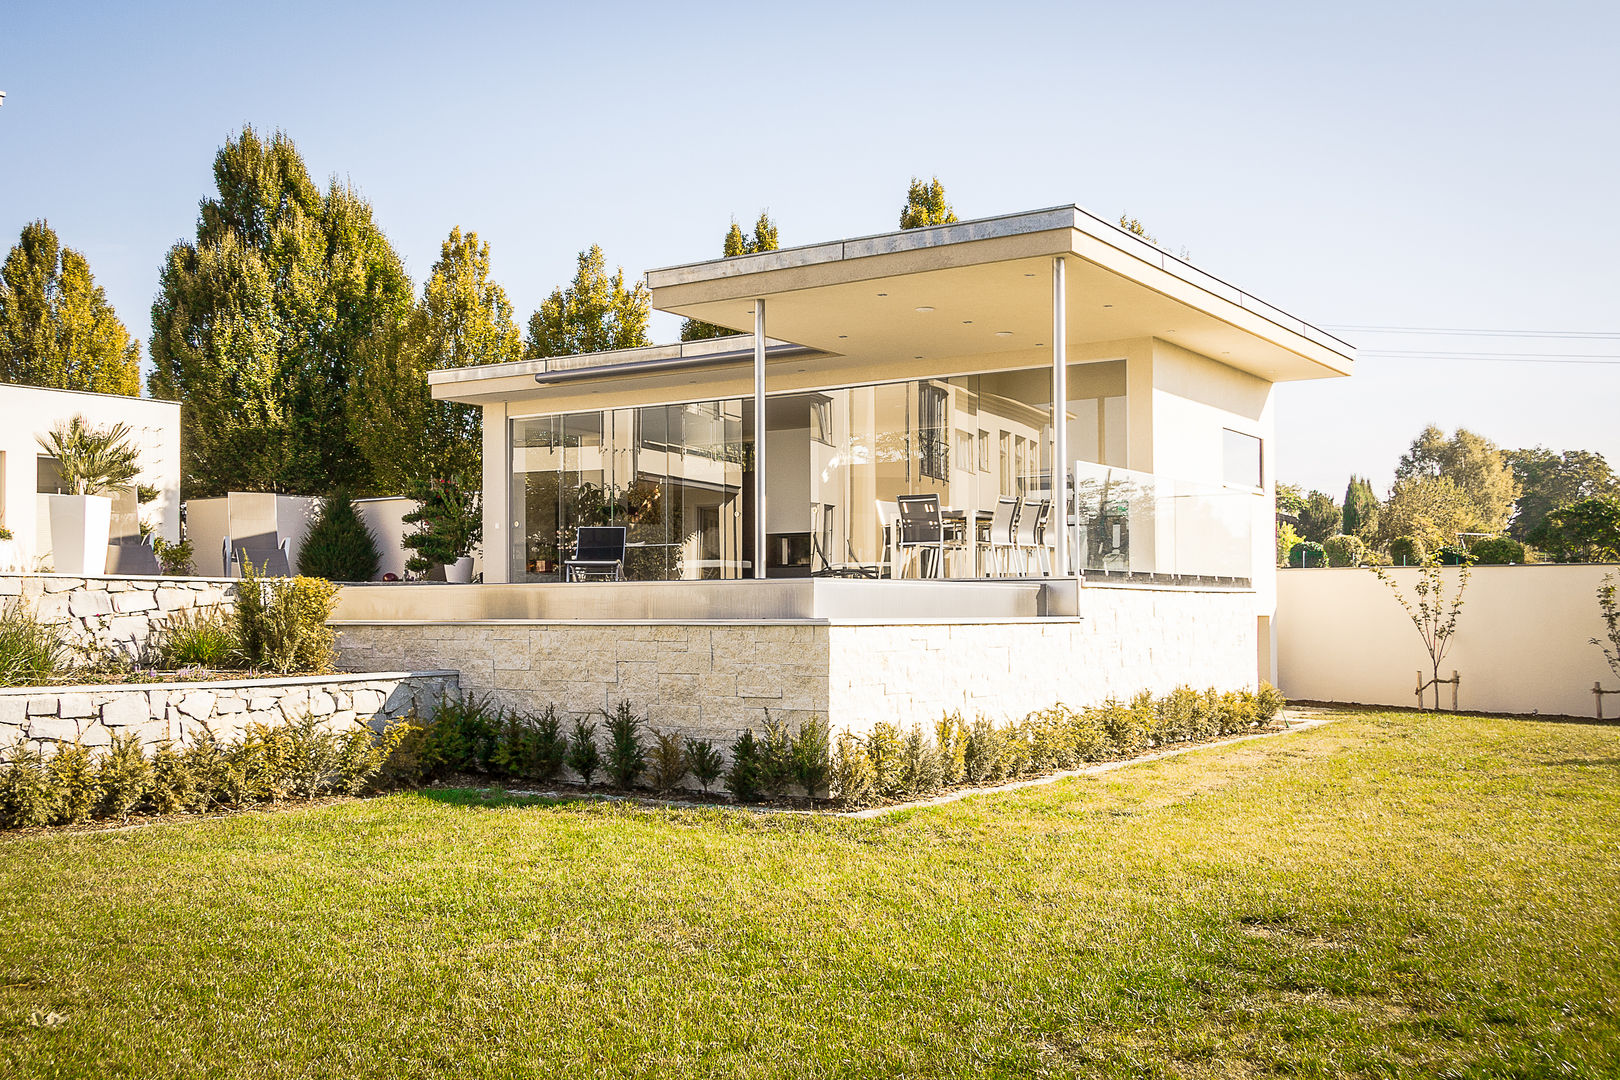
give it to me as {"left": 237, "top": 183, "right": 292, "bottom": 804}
{"left": 36, "top": 416, "right": 141, "bottom": 575}
{"left": 402, "top": 477, "right": 482, "bottom": 582}
{"left": 0, "top": 524, "right": 18, "bottom": 573}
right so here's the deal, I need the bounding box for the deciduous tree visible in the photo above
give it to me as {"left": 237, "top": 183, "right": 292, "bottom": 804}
{"left": 148, "top": 126, "right": 413, "bottom": 496}
{"left": 524, "top": 245, "right": 650, "bottom": 359}
{"left": 1503, "top": 447, "right": 1619, "bottom": 542}
{"left": 1528, "top": 496, "right": 1620, "bottom": 563}
{"left": 899, "top": 176, "right": 958, "bottom": 229}
{"left": 1394, "top": 425, "right": 1517, "bottom": 534}
{"left": 349, "top": 227, "right": 523, "bottom": 492}
{"left": 680, "top": 211, "right": 780, "bottom": 342}
{"left": 1298, "top": 490, "right": 1342, "bottom": 544}
{"left": 1378, "top": 475, "right": 1477, "bottom": 552}
{"left": 0, "top": 221, "right": 141, "bottom": 395}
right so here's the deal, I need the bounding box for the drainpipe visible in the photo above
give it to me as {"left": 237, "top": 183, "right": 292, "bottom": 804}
{"left": 1052, "top": 256, "right": 1069, "bottom": 577}
{"left": 753, "top": 301, "right": 767, "bottom": 579}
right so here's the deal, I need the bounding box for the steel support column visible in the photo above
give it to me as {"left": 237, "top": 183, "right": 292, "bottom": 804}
{"left": 1052, "top": 256, "right": 1069, "bottom": 576}
{"left": 753, "top": 301, "right": 768, "bottom": 579}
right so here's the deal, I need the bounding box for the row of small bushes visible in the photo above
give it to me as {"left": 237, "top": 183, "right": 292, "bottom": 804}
{"left": 0, "top": 565, "right": 338, "bottom": 686}
{"left": 0, "top": 716, "right": 404, "bottom": 830}
{"left": 383, "top": 684, "right": 1286, "bottom": 806}
{"left": 1291, "top": 533, "right": 1529, "bottom": 569}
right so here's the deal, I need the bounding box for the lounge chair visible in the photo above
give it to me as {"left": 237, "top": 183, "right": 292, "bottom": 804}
{"left": 564, "top": 527, "right": 627, "bottom": 581}
{"left": 105, "top": 536, "right": 161, "bottom": 576}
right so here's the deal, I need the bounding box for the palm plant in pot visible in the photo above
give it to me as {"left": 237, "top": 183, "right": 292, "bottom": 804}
{"left": 402, "top": 477, "right": 482, "bottom": 581}
{"left": 36, "top": 416, "right": 141, "bottom": 575}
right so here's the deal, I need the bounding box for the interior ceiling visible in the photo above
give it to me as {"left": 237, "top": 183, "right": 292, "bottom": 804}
{"left": 657, "top": 254, "right": 1347, "bottom": 384}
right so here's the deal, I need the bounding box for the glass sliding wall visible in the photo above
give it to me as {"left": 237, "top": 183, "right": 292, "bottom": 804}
{"left": 510, "top": 399, "right": 748, "bottom": 581}
{"left": 508, "top": 358, "right": 1127, "bottom": 581}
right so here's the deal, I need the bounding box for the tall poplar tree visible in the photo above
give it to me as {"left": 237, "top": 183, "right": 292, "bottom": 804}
{"left": 680, "top": 211, "right": 780, "bottom": 342}
{"left": 899, "top": 176, "right": 958, "bottom": 229}
{"left": 148, "top": 126, "right": 412, "bottom": 496}
{"left": 348, "top": 227, "right": 523, "bottom": 491}
{"left": 524, "top": 245, "right": 651, "bottom": 359}
{"left": 1342, "top": 475, "right": 1380, "bottom": 540}
{"left": 0, "top": 221, "right": 141, "bottom": 395}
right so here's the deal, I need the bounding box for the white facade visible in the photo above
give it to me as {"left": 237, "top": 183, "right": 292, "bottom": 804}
{"left": 0, "top": 383, "right": 180, "bottom": 571}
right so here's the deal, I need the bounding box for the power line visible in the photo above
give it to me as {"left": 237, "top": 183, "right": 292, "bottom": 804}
{"left": 1358, "top": 351, "right": 1620, "bottom": 366}
{"left": 1363, "top": 349, "right": 1620, "bottom": 359}
{"left": 1327, "top": 324, "right": 1620, "bottom": 340}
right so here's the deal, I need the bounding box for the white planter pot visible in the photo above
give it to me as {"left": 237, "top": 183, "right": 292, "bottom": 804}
{"left": 46, "top": 494, "right": 112, "bottom": 575}
{"left": 445, "top": 556, "right": 474, "bottom": 583}
{"left": 0, "top": 538, "right": 20, "bottom": 573}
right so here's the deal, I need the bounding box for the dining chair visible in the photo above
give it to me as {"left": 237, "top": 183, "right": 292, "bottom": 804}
{"left": 1016, "top": 499, "right": 1052, "bottom": 576}
{"left": 987, "top": 496, "right": 1021, "bottom": 577}
{"left": 894, "top": 494, "right": 945, "bottom": 579}
{"left": 875, "top": 500, "right": 901, "bottom": 578}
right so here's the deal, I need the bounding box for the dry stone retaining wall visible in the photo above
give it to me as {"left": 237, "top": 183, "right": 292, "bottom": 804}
{"left": 0, "top": 671, "right": 459, "bottom": 751}
{"left": 0, "top": 573, "right": 238, "bottom": 661}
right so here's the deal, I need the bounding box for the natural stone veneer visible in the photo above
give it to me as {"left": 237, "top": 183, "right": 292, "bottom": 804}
{"left": 0, "top": 573, "right": 239, "bottom": 660}
{"left": 332, "top": 586, "right": 1256, "bottom": 740}
{"left": 0, "top": 671, "right": 459, "bottom": 751}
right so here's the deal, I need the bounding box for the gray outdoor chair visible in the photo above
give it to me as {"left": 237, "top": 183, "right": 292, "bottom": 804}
{"left": 564, "top": 527, "right": 627, "bottom": 581}
{"left": 105, "top": 536, "right": 161, "bottom": 576}
{"left": 227, "top": 537, "right": 292, "bottom": 578}
{"left": 894, "top": 494, "right": 945, "bottom": 579}
{"left": 986, "top": 496, "right": 1021, "bottom": 577}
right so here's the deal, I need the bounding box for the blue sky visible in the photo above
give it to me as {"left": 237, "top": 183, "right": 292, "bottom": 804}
{"left": 3, "top": 0, "right": 1616, "bottom": 496}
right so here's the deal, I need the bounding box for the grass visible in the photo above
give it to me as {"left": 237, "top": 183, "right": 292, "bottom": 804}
{"left": 0, "top": 709, "right": 1616, "bottom": 1078}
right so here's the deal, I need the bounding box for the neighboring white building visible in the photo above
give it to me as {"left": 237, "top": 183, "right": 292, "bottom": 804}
{"left": 0, "top": 383, "right": 180, "bottom": 570}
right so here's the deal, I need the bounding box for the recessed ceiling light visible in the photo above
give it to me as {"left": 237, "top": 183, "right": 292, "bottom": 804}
{"left": 1103, "top": 304, "right": 1113, "bottom": 308}
{"left": 838, "top": 334, "right": 848, "bottom": 339}
{"left": 913, "top": 355, "right": 923, "bottom": 360}
{"left": 961, "top": 320, "right": 973, "bottom": 325}
{"left": 995, "top": 331, "right": 1013, "bottom": 338}
{"left": 877, "top": 292, "right": 888, "bottom": 297}
{"left": 1023, "top": 273, "right": 1035, "bottom": 278}
{"left": 796, "top": 367, "right": 807, "bottom": 373}
{"left": 915, "top": 306, "right": 934, "bottom": 313}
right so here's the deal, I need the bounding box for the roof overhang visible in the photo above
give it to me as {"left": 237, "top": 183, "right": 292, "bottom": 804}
{"left": 645, "top": 204, "right": 1354, "bottom": 384}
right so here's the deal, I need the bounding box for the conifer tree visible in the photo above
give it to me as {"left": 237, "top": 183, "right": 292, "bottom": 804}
{"left": 1342, "top": 475, "right": 1380, "bottom": 540}
{"left": 296, "top": 488, "right": 381, "bottom": 582}
{"left": 899, "top": 176, "right": 958, "bottom": 229}
{"left": 524, "top": 245, "right": 651, "bottom": 359}
{"left": 148, "top": 126, "right": 413, "bottom": 496}
{"left": 0, "top": 221, "right": 141, "bottom": 395}
{"left": 349, "top": 227, "right": 523, "bottom": 492}
{"left": 680, "top": 211, "right": 780, "bottom": 342}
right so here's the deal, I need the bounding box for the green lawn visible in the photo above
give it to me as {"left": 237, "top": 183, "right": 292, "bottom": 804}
{"left": 2, "top": 710, "right": 1617, "bottom": 1079}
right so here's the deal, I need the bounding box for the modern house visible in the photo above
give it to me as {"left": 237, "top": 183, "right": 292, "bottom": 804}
{"left": 0, "top": 383, "right": 180, "bottom": 572}
{"left": 332, "top": 205, "right": 1353, "bottom": 738}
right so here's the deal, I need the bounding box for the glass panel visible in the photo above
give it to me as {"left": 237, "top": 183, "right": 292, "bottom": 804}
{"left": 1071, "top": 460, "right": 1256, "bottom": 580}
{"left": 510, "top": 399, "right": 748, "bottom": 581}
{"left": 1223, "top": 428, "right": 1262, "bottom": 490}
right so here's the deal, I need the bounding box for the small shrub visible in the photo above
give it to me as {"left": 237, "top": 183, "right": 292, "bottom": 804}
{"left": 1435, "top": 544, "right": 1474, "bottom": 566}
{"left": 790, "top": 716, "right": 831, "bottom": 800}
{"left": 685, "top": 738, "right": 724, "bottom": 793}
{"left": 1322, "top": 534, "right": 1367, "bottom": 568}
{"left": 375, "top": 717, "right": 431, "bottom": 788}
{"left": 148, "top": 741, "right": 198, "bottom": 814}
{"left": 157, "top": 607, "right": 240, "bottom": 669}
{"left": 564, "top": 717, "right": 601, "bottom": 785}
{"left": 1024, "top": 707, "right": 1073, "bottom": 771}
{"left": 934, "top": 713, "right": 966, "bottom": 786}
{"left": 1386, "top": 535, "right": 1427, "bottom": 566}
{"left": 961, "top": 716, "right": 1005, "bottom": 783}
{"left": 831, "top": 729, "right": 874, "bottom": 807}
{"left": 182, "top": 728, "right": 232, "bottom": 809}
{"left": 1288, "top": 541, "right": 1326, "bottom": 568}
{"left": 152, "top": 537, "right": 195, "bottom": 576}
{"left": 647, "top": 728, "right": 688, "bottom": 793}
{"left": 0, "top": 599, "right": 69, "bottom": 686}
{"left": 0, "top": 741, "right": 55, "bottom": 828}
{"left": 865, "top": 721, "right": 905, "bottom": 797}
{"left": 297, "top": 488, "right": 381, "bottom": 582}
{"left": 603, "top": 700, "right": 647, "bottom": 789}
{"left": 1470, "top": 536, "right": 1526, "bottom": 565}
{"left": 44, "top": 742, "right": 97, "bottom": 825}
{"left": 1256, "top": 683, "right": 1287, "bottom": 724}
{"left": 726, "top": 729, "right": 763, "bottom": 802}
{"left": 756, "top": 711, "right": 795, "bottom": 798}
{"left": 1097, "top": 698, "right": 1146, "bottom": 757}
{"left": 525, "top": 706, "right": 568, "bottom": 782}
{"left": 422, "top": 694, "right": 501, "bottom": 775}
{"left": 336, "top": 722, "right": 408, "bottom": 795}
{"left": 234, "top": 564, "right": 340, "bottom": 674}
{"left": 96, "top": 732, "right": 152, "bottom": 819}
{"left": 899, "top": 723, "right": 942, "bottom": 796}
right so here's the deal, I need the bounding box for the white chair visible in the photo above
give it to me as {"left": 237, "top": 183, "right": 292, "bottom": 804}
{"left": 875, "top": 500, "right": 901, "bottom": 578}
{"left": 986, "top": 497, "right": 1021, "bottom": 577}
{"left": 1014, "top": 498, "right": 1051, "bottom": 576}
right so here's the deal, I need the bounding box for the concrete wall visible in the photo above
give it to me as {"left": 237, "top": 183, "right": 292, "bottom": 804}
{"left": 1275, "top": 564, "right": 1620, "bottom": 717}
{"left": 0, "top": 385, "right": 181, "bottom": 568}
{"left": 0, "top": 573, "right": 236, "bottom": 661}
{"left": 332, "top": 583, "right": 1258, "bottom": 741}
{"left": 0, "top": 670, "right": 459, "bottom": 752}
